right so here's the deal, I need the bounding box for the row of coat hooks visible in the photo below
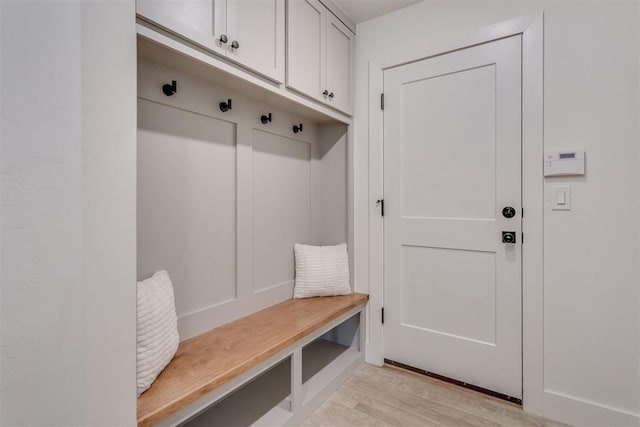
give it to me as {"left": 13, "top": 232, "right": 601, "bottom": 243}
{"left": 162, "top": 80, "right": 304, "bottom": 134}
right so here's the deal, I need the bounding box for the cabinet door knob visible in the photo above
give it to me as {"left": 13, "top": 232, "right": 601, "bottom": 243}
{"left": 231, "top": 40, "right": 240, "bottom": 49}
{"left": 219, "top": 34, "right": 228, "bottom": 44}
{"left": 322, "top": 90, "right": 329, "bottom": 96}
{"left": 328, "top": 92, "right": 334, "bottom": 99}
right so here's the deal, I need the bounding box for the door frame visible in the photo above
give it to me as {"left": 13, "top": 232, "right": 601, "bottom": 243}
{"left": 366, "top": 14, "right": 544, "bottom": 415}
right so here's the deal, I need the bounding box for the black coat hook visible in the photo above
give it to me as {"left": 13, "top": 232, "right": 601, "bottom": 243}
{"left": 219, "top": 99, "right": 232, "bottom": 112}
{"left": 162, "top": 80, "right": 177, "bottom": 96}
{"left": 293, "top": 123, "right": 303, "bottom": 134}
{"left": 260, "top": 113, "right": 272, "bottom": 124}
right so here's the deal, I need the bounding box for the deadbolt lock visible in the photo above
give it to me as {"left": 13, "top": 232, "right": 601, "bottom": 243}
{"left": 502, "top": 231, "right": 516, "bottom": 244}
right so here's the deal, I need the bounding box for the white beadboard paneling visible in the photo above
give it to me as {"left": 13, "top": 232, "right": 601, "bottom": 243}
{"left": 312, "top": 124, "right": 348, "bottom": 246}
{"left": 137, "top": 99, "right": 237, "bottom": 315}
{"left": 252, "top": 129, "right": 311, "bottom": 293}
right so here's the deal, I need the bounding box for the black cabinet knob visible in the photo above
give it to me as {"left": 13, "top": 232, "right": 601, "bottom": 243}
{"left": 328, "top": 92, "right": 334, "bottom": 99}
{"left": 219, "top": 34, "right": 228, "bottom": 44}
{"left": 260, "top": 113, "right": 272, "bottom": 124}
{"left": 502, "top": 206, "right": 516, "bottom": 218}
{"left": 293, "top": 123, "right": 303, "bottom": 134}
{"left": 323, "top": 90, "right": 329, "bottom": 96}
{"left": 231, "top": 40, "right": 240, "bottom": 49}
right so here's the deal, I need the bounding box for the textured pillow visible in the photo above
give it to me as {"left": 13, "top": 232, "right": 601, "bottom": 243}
{"left": 294, "top": 243, "right": 351, "bottom": 298}
{"left": 136, "top": 270, "right": 179, "bottom": 396}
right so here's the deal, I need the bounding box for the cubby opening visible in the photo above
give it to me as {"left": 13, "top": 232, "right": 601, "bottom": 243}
{"left": 302, "top": 313, "right": 361, "bottom": 405}
{"left": 184, "top": 357, "right": 292, "bottom": 427}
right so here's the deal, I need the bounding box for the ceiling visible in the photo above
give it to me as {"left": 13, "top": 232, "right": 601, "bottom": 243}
{"left": 332, "top": 0, "right": 422, "bottom": 23}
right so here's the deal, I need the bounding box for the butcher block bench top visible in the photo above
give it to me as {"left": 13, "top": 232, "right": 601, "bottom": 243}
{"left": 137, "top": 293, "right": 369, "bottom": 427}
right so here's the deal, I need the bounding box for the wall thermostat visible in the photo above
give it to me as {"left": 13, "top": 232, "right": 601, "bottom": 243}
{"left": 544, "top": 149, "right": 585, "bottom": 177}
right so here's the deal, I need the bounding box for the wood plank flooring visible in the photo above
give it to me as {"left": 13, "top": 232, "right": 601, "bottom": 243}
{"left": 301, "top": 363, "right": 571, "bottom": 427}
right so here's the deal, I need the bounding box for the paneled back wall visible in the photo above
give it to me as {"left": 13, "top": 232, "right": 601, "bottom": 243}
{"left": 137, "top": 60, "right": 348, "bottom": 339}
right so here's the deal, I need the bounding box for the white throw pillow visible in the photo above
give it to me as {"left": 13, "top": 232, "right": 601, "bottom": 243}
{"left": 294, "top": 243, "right": 351, "bottom": 298}
{"left": 136, "top": 270, "right": 179, "bottom": 396}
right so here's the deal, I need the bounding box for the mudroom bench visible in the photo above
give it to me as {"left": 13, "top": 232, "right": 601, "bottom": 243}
{"left": 137, "top": 293, "right": 368, "bottom": 427}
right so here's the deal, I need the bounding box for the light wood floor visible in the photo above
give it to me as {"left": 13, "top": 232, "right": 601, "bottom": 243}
{"left": 301, "top": 363, "right": 570, "bottom": 427}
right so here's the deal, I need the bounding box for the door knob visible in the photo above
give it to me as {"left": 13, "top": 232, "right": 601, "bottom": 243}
{"left": 231, "top": 40, "right": 240, "bottom": 50}
{"left": 502, "top": 231, "right": 516, "bottom": 244}
{"left": 219, "top": 34, "right": 228, "bottom": 44}
{"left": 502, "top": 206, "right": 516, "bottom": 218}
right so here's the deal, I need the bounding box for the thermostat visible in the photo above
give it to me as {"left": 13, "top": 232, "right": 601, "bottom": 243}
{"left": 544, "top": 149, "right": 585, "bottom": 176}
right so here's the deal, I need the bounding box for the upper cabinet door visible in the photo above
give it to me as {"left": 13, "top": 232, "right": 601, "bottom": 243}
{"left": 137, "top": 0, "right": 227, "bottom": 56}
{"left": 286, "top": 0, "right": 326, "bottom": 102}
{"left": 325, "top": 14, "right": 353, "bottom": 114}
{"left": 226, "top": 0, "right": 285, "bottom": 83}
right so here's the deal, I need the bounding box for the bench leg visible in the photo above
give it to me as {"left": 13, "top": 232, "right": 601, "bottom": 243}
{"left": 291, "top": 348, "right": 303, "bottom": 416}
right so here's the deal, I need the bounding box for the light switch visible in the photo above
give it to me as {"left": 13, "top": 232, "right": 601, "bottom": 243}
{"left": 552, "top": 185, "right": 571, "bottom": 210}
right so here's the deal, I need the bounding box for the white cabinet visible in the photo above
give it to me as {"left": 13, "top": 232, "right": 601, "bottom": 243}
{"left": 325, "top": 14, "right": 352, "bottom": 114}
{"left": 227, "top": 0, "right": 285, "bottom": 83}
{"left": 286, "top": 0, "right": 353, "bottom": 114}
{"left": 137, "top": 0, "right": 285, "bottom": 83}
{"left": 286, "top": 0, "right": 325, "bottom": 103}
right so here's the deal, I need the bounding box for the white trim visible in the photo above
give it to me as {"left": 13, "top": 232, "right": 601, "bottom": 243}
{"left": 543, "top": 390, "right": 640, "bottom": 427}
{"left": 521, "top": 14, "right": 544, "bottom": 416}
{"left": 365, "top": 60, "right": 385, "bottom": 367}
{"left": 365, "top": 14, "right": 545, "bottom": 416}
{"left": 317, "top": 0, "right": 356, "bottom": 35}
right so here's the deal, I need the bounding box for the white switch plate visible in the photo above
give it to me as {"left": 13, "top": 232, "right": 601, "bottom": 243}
{"left": 552, "top": 185, "right": 571, "bottom": 210}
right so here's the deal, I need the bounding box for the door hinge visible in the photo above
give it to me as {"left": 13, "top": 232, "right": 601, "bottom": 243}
{"left": 521, "top": 208, "right": 524, "bottom": 218}
{"left": 522, "top": 232, "right": 524, "bottom": 243}
{"left": 376, "top": 199, "right": 384, "bottom": 216}
{"left": 380, "top": 93, "right": 384, "bottom": 110}
{"left": 381, "top": 307, "right": 384, "bottom": 324}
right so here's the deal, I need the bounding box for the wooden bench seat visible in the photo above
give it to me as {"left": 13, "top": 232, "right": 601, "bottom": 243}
{"left": 137, "top": 293, "right": 369, "bottom": 427}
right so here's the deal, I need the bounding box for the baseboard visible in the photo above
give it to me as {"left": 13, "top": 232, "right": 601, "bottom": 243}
{"left": 544, "top": 390, "right": 640, "bottom": 427}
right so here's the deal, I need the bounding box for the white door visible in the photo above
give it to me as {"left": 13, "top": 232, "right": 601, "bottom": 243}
{"left": 383, "top": 35, "right": 522, "bottom": 399}
{"left": 226, "top": 0, "right": 285, "bottom": 82}
{"left": 325, "top": 14, "right": 352, "bottom": 114}
{"left": 286, "top": 0, "right": 326, "bottom": 102}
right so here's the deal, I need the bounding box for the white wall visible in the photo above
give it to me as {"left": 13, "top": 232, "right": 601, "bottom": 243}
{"left": 0, "top": 1, "right": 137, "bottom": 425}
{"left": 353, "top": 1, "right": 640, "bottom": 426}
